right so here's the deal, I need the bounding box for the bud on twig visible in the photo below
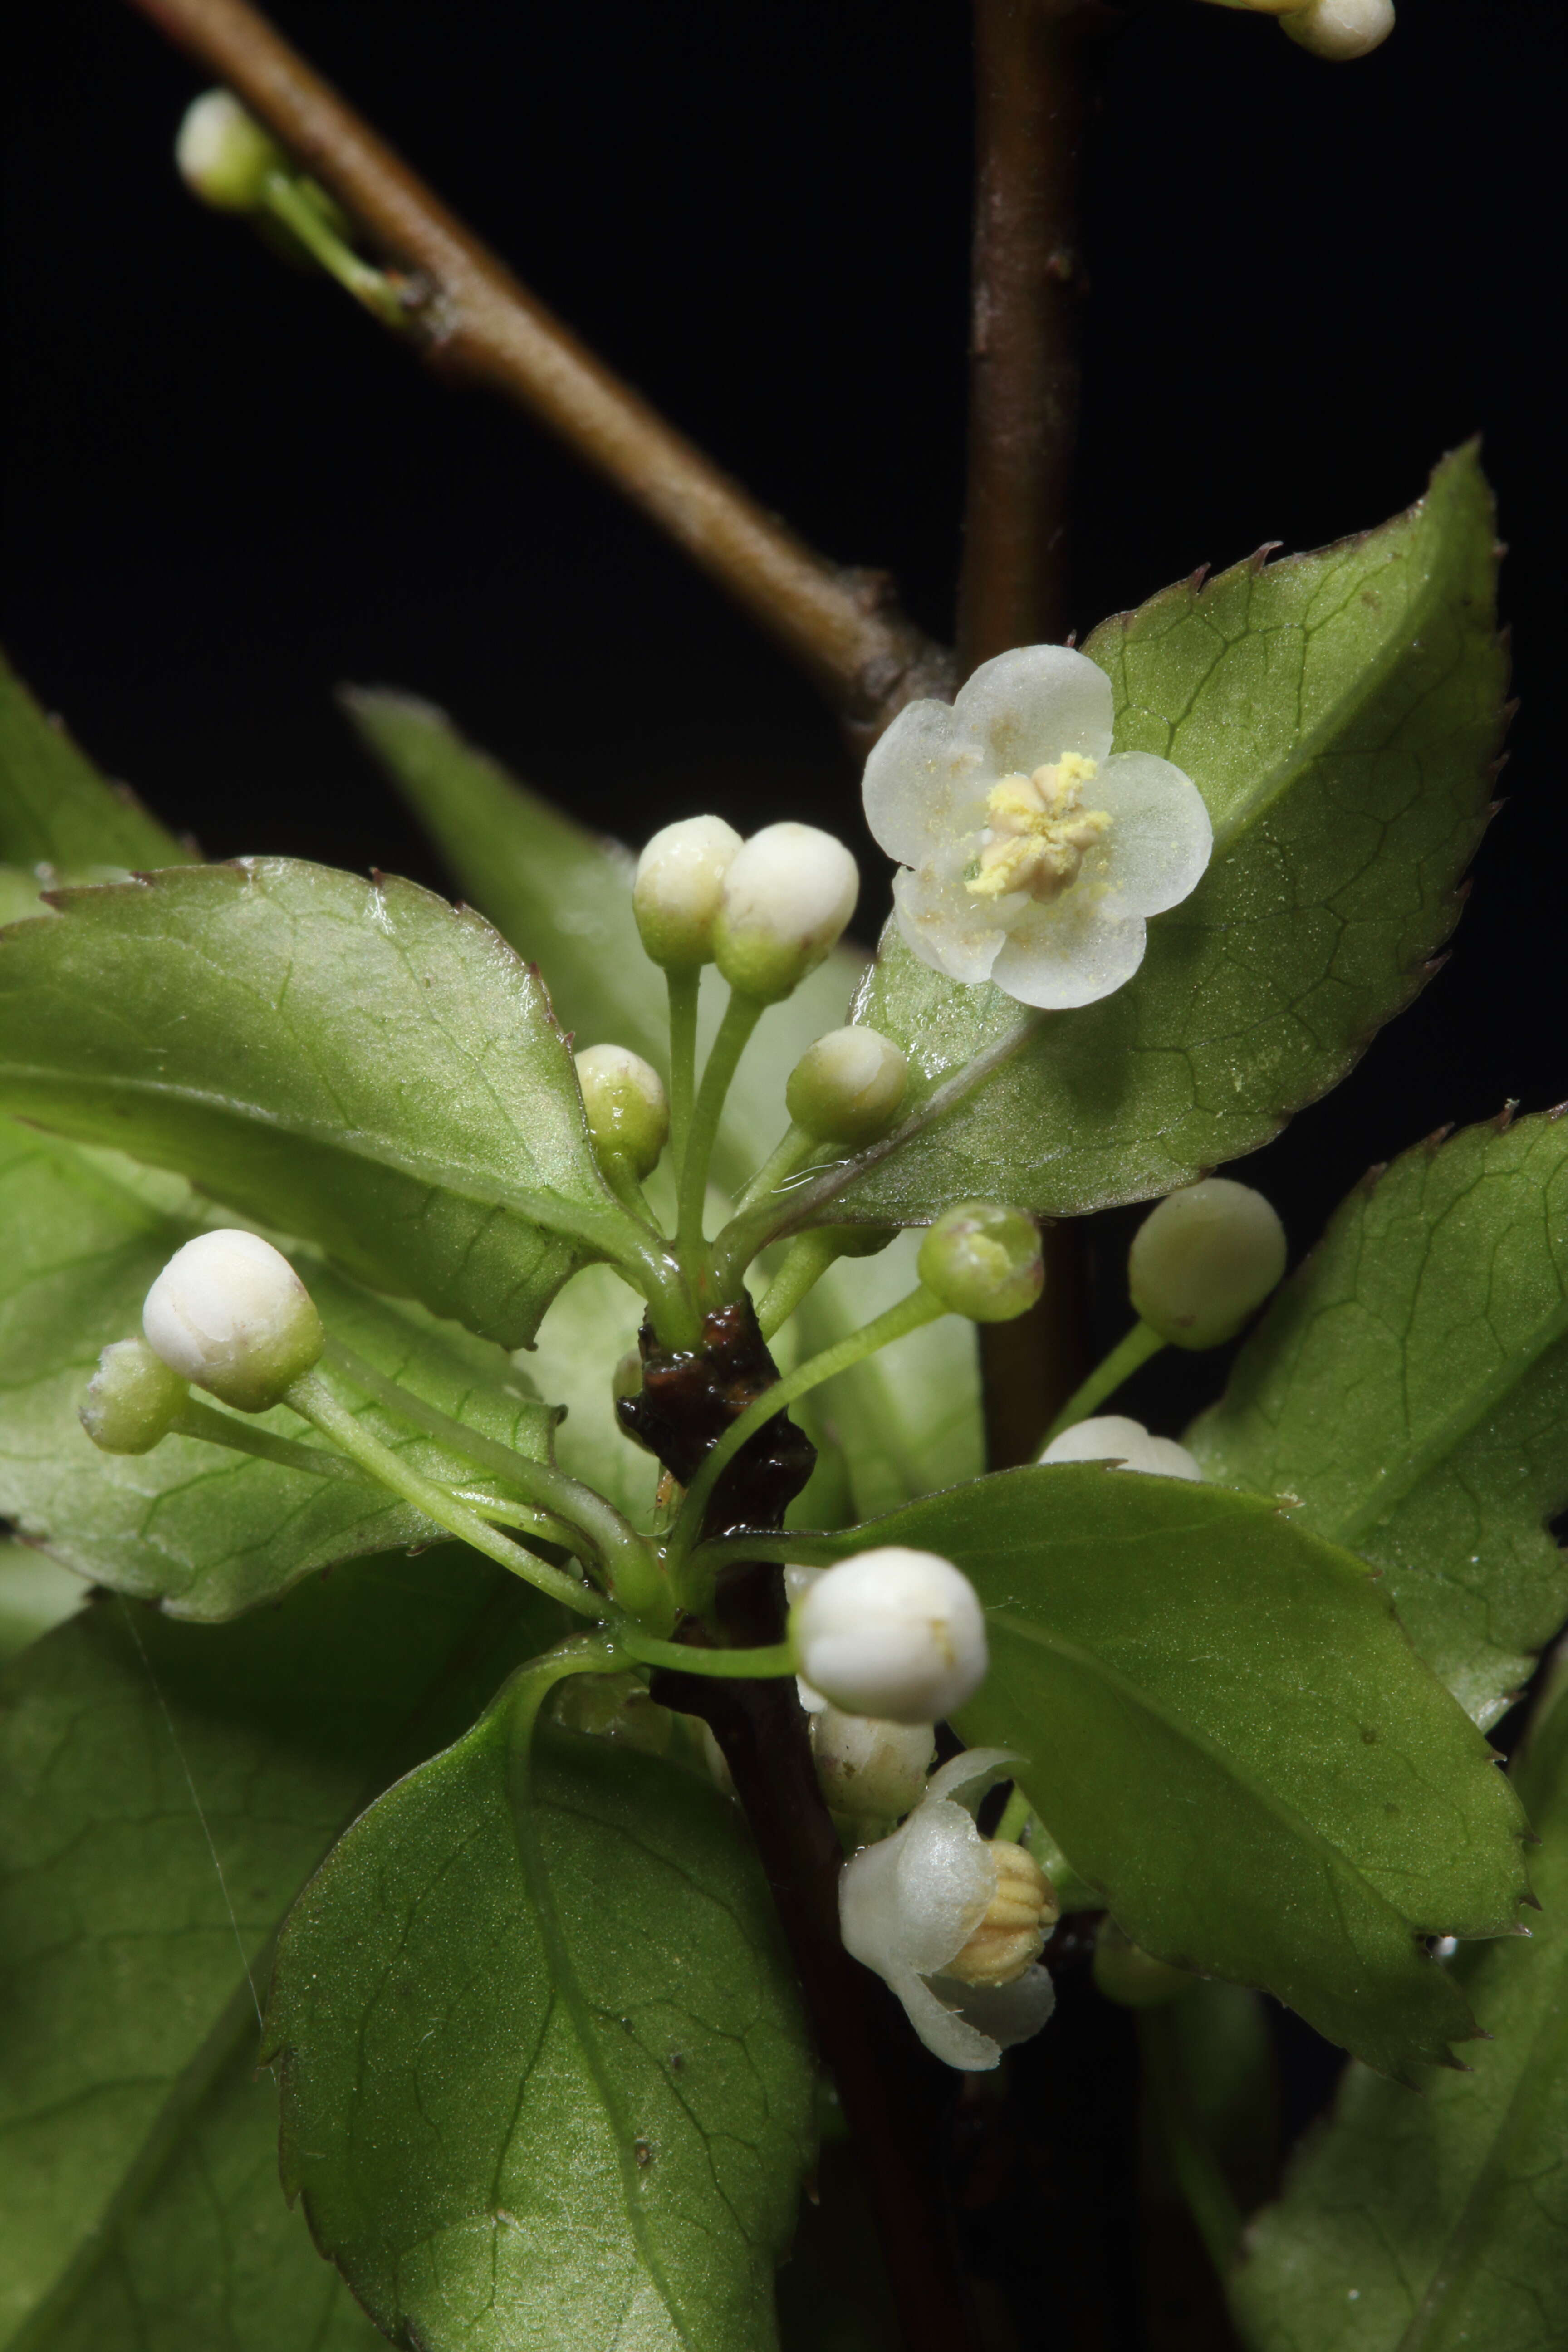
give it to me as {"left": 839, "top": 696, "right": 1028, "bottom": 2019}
{"left": 785, "top": 1026, "right": 908, "bottom": 1148}
{"left": 712, "top": 823, "right": 859, "bottom": 1003}
{"left": 632, "top": 815, "right": 742, "bottom": 970}
{"left": 80, "top": 1337, "right": 188, "bottom": 1455}
{"left": 1127, "top": 1177, "right": 1286, "bottom": 1349}
{"left": 142, "top": 1230, "right": 324, "bottom": 1413}
{"left": 574, "top": 1043, "right": 670, "bottom": 1179}
{"left": 789, "top": 1547, "right": 989, "bottom": 1725}
{"left": 175, "top": 89, "right": 284, "bottom": 212}
{"left": 918, "top": 1201, "right": 1044, "bottom": 1323}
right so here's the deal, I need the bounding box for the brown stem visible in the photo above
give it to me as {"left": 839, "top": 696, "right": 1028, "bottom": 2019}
{"left": 631, "top": 1304, "right": 979, "bottom": 2352}
{"left": 124, "top": 0, "right": 951, "bottom": 736}
{"left": 958, "top": 0, "right": 1114, "bottom": 1460}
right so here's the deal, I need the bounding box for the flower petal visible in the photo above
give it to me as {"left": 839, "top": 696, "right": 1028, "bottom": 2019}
{"left": 889, "top": 1965, "right": 1005, "bottom": 2071}
{"left": 988, "top": 892, "right": 1148, "bottom": 1011}
{"left": 925, "top": 1747, "right": 1024, "bottom": 1808}
{"left": 1095, "top": 752, "right": 1213, "bottom": 919}
{"left": 892, "top": 862, "right": 1006, "bottom": 986}
{"left": 952, "top": 646, "right": 1114, "bottom": 778}
{"left": 862, "top": 697, "right": 988, "bottom": 867}
{"left": 933, "top": 1962, "right": 1057, "bottom": 2053}
{"left": 839, "top": 1796, "right": 995, "bottom": 1980}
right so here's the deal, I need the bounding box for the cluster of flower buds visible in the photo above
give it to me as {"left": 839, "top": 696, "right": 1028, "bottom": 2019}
{"left": 574, "top": 1043, "right": 670, "bottom": 1180}
{"left": 1200, "top": 0, "right": 1394, "bottom": 59}
{"left": 633, "top": 814, "right": 858, "bottom": 1002}
{"left": 785, "top": 1026, "right": 908, "bottom": 1149}
{"left": 789, "top": 1546, "right": 989, "bottom": 1725}
{"left": 1128, "top": 1177, "right": 1286, "bottom": 1349}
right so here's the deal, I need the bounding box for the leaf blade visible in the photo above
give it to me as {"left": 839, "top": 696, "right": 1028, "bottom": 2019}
{"left": 0, "top": 650, "right": 191, "bottom": 874}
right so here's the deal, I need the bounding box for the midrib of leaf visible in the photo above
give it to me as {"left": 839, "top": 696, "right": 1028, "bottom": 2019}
{"left": 1317, "top": 1289, "right": 1568, "bottom": 1553}
{"left": 4, "top": 1576, "right": 534, "bottom": 2351}
{"left": 501, "top": 1730, "right": 697, "bottom": 2352}
{"left": 1393, "top": 1970, "right": 1568, "bottom": 2350}
{"left": 989, "top": 1608, "right": 1445, "bottom": 1936}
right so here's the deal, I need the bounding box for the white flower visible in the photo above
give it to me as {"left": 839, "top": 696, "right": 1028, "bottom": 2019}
{"left": 1281, "top": 0, "right": 1394, "bottom": 59}
{"left": 862, "top": 644, "right": 1212, "bottom": 1011}
{"left": 839, "top": 1749, "right": 1057, "bottom": 2072}
{"left": 1039, "top": 1414, "right": 1202, "bottom": 1482}
{"left": 789, "top": 1547, "right": 989, "bottom": 1725}
{"left": 143, "top": 1229, "right": 323, "bottom": 1413}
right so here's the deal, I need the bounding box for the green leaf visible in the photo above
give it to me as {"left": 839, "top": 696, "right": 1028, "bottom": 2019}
{"left": 267, "top": 1704, "right": 816, "bottom": 2352}
{"left": 0, "top": 1540, "right": 86, "bottom": 1663}
{"left": 791, "top": 1464, "right": 1529, "bottom": 2073}
{"left": 835, "top": 447, "right": 1505, "bottom": 1225}
{"left": 348, "top": 690, "right": 982, "bottom": 1516}
{"left": 0, "top": 1119, "right": 559, "bottom": 1618}
{"left": 1190, "top": 1111, "right": 1568, "bottom": 1732}
{"left": 1230, "top": 1681, "right": 1568, "bottom": 2352}
{"left": 0, "top": 1548, "right": 566, "bottom": 2351}
{"left": 0, "top": 857, "right": 624, "bottom": 1347}
{"left": 0, "top": 649, "right": 191, "bottom": 873}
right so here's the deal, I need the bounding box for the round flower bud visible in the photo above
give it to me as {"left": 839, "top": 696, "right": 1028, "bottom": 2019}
{"left": 712, "top": 823, "right": 859, "bottom": 1004}
{"left": 1039, "top": 1414, "right": 1202, "bottom": 1483}
{"left": 943, "top": 1841, "right": 1059, "bottom": 1990}
{"left": 811, "top": 1706, "right": 936, "bottom": 1828}
{"left": 917, "top": 1201, "right": 1044, "bottom": 1324}
{"left": 574, "top": 1042, "right": 669, "bottom": 1179}
{"left": 789, "top": 1547, "right": 989, "bottom": 1725}
{"left": 142, "top": 1230, "right": 323, "bottom": 1413}
{"left": 175, "top": 90, "right": 285, "bottom": 213}
{"left": 80, "top": 1338, "right": 188, "bottom": 1456}
{"left": 632, "top": 814, "right": 743, "bottom": 970}
{"left": 1092, "top": 1919, "right": 1193, "bottom": 2009}
{"left": 785, "top": 1026, "right": 909, "bottom": 1148}
{"left": 1280, "top": 0, "right": 1394, "bottom": 57}
{"left": 1127, "top": 1177, "right": 1287, "bottom": 1350}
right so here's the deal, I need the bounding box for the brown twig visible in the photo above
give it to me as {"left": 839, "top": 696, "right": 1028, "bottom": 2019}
{"left": 958, "top": 0, "right": 1113, "bottom": 1461}
{"left": 124, "top": 0, "right": 950, "bottom": 736}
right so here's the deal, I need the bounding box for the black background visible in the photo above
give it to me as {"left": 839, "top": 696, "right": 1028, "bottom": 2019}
{"left": 5, "top": 4, "right": 1566, "bottom": 2345}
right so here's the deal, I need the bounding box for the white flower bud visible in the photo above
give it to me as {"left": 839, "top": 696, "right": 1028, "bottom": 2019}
{"left": 1039, "top": 1414, "right": 1202, "bottom": 1482}
{"left": 1280, "top": 0, "right": 1394, "bottom": 58}
{"left": 811, "top": 1706, "right": 936, "bottom": 1827}
{"left": 712, "top": 823, "right": 859, "bottom": 1004}
{"left": 80, "top": 1338, "right": 188, "bottom": 1455}
{"left": 917, "top": 1201, "right": 1044, "bottom": 1324}
{"left": 142, "top": 1230, "right": 323, "bottom": 1413}
{"left": 175, "top": 90, "right": 285, "bottom": 213}
{"left": 785, "top": 1026, "right": 909, "bottom": 1148}
{"left": 632, "top": 815, "right": 742, "bottom": 969}
{"left": 1127, "top": 1177, "right": 1287, "bottom": 1350}
{"left": 789, "top": 1547, "right": 988, "bottom": 1725}
{"left": 840, "top": 1749, "right": 1057, "bottom": 2071}
{"left": 574, "top": 1042, "right": 670, "bottom": 1179}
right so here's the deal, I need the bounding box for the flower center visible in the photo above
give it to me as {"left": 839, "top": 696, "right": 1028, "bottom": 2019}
{"left": 963, "top": 752, "right": 1112, "bottom": 904}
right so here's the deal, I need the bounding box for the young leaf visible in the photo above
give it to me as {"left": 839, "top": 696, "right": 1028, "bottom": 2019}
{"left": 1190, "top": 1111, "right": 1568, "bottom": 1731}
{"left": 1230, "top": 1677, "right": 1568, "bottom": 2352}
{"left": 789, "top": 1464, "right": 1529, "bottom": 2073}
{"left": 267, "top": 1707, "right": 816, "bottom": 2352}
{"left": 0, "top": 1549, "right": 564, "bottom": 2351}
{"left": 0, "top": 1119, "right": 559, "bottom": 1618}
{"left": 834, "top": 447, "right": 1505, "bottom": 1226}
{"left": 0, "top": 648, "right": 192, "bottom": 872}
{"left": 0, "top": 858, "right": 625, "bottom": 1347}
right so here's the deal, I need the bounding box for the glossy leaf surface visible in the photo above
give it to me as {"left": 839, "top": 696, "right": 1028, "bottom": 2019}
{"left": 1231, "top": 1677, "right": 1568, "bottom": 2351}
{"left": 0, "top": 649, "right": 191, "bottom": 873}
{"left": 836, "top": 449, "right": 1504, "bottom": 1224}
{"left": 268, "top": 1705, "right": 815, "bottom": 2352}
{"left": 0, "top": 1120, "right": 558, "bottom": 1618}
{"left": 0, "top": 858, "right": 617, "bottom": 1346}
{"left": 792, "top": 1465, "right": 1528, "bottom": 2072}
{"left": 0, "top": 1550, "right": 562, "bottom": 2352}
{"left": 1191, "top": 1112, "right": 1568, "bottom": 1730}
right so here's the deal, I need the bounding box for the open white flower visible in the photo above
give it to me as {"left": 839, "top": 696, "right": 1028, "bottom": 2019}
{"left": 1039, "top": 1414, "right": 1202, "bottom": 1482}
{"left": 839, "top": 1749, "right": 1057, "bottom": 2072}
{"left": 862, "top": 644, "right": 1212, "bottom": 1010}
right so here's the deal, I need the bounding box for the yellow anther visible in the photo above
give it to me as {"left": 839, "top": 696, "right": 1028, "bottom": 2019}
{"left": 945, "top": 1841, "right": 1058, "bottom": 1989}
{"left": 966, "top": 755, "right": 1111, "bottom": 905}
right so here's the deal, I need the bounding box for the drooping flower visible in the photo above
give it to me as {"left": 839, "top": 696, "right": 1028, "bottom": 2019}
{"left": 862, "top": 644, "right": 1212, "bottom": 1011}
{"left": 1039, "top": 1414, "right": 1202, "bottom": 1482}
{"left": 839, "top": 1749, "right": 1058, "bottom": 2071}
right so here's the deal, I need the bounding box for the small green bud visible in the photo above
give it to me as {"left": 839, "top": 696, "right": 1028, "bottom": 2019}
{"left": 1280, "top": 0, "right": 1394, "bottom": 57}
{"left": 175, "top": 90, "right": 284, "bottom": 213}
{"left": 80, "top": 1338, "right": 188, "bottom": 1456}
{"left": 142, "top": 1229, "right": 323, "bottom": 1413}
{"left": 1127, "top": 1177, "right": 1287, "bottom": 1349}
{"left": 1092, "top": 1920, "right": 1193, "bottom": 2009}
{"left": 917, "top": 1201, "right": 1044, "bottom": 1323}
{"left": 712, "top": 823, "right": 859, "bottom": 1004}
{"left": 785, "top": 1026, "right": 908, "bottom": 1148}
{"left": 633, "top": 815, "right": 742, "bottom": 970}
{"left": 574, "top": 1043, "right": 670, "bottom": 1179}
